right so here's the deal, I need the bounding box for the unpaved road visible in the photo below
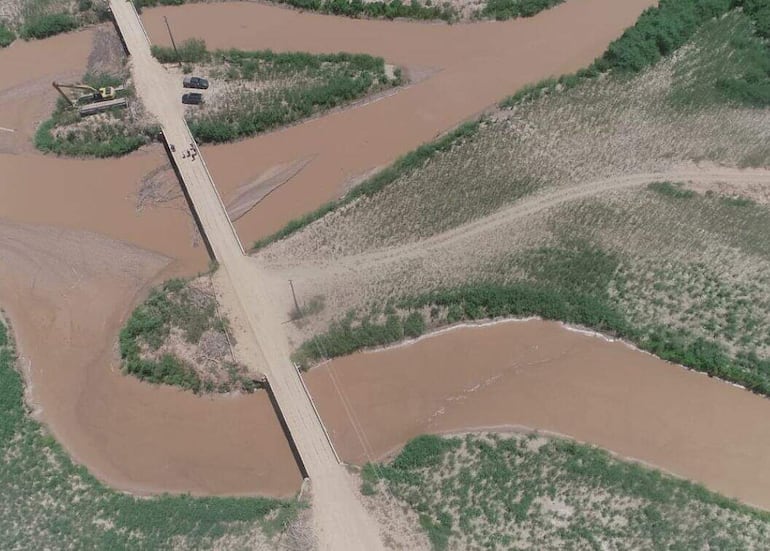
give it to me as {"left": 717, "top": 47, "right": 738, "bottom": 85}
{"left": 110, "top": 1, "right": 384, "bottom": 548}
{"left": 141, "top": 0, "right": 656, "bottom": 242}
{"left": 266, "top": 166, "right": 770, "bottom": 276}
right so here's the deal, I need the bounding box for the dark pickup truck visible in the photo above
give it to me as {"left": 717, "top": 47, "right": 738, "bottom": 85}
{"left": 183, "top": 76, "right": 209, "bottom": 89}
{"left": 182, "top": 92, "right": 203, "bottom": 105}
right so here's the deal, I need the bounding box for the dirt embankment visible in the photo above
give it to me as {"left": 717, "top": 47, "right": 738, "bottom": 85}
{"left": 306, "top": 319, "right": 770, "bottom": 510}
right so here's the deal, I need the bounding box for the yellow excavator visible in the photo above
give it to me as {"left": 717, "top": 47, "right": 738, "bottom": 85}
{"left": 52, "top": 81, "right": 128, "bottom": 116}
{"left": 52, "top": 81, "right": 124, "bottom": 106}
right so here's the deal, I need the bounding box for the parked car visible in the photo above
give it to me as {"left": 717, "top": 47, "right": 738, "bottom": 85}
{"left": 182, "top": 92, "right": 203, "bottom": 105}
{"left": 183, "top": 76, "right": 209, "bottom": 89}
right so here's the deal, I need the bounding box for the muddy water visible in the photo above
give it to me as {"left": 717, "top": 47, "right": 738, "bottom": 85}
{"left": 0, "top": 32, "right": 301, "bottom": 496}
{"left": 0, "top": 221, "right": 300, "bottom": 496}
{"left": 141, "top": 0, "right": 655, "bottom": 241}
{"left": 307, "top": 320, "right": 770, "bottom": 509}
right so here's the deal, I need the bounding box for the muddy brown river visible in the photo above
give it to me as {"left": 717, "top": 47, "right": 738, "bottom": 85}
{"left": 309, "top": 320, "right": 770, "bottom": 509}
{"left": 6, "top": 0, "right": 768, "bottom": 510}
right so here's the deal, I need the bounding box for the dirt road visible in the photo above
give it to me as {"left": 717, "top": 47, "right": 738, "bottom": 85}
{"left": 109, "top": 1, "right": 384, "bottom": 547}
{"left": 265, "top": 166, "right": 770, "bottom": 278}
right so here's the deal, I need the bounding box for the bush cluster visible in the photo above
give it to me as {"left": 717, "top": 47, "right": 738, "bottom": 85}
{"left": 480, "top": 0, "right": 563, "bottom": 21}
{"left": 119, "top": 279, "right": 220, "bottom": 393}
{"left": 20, "top": 12, "right": 78, "bottom": 40}
{"left": 598, "top": 0, "right": 733, "bottom": 73}
{"left": 292, "top": 310, "right": 427, "bottom": 368}
{"left": 0, "top": 22, "right": 15, "bottom": 47}
{"left": 151, "top": 38, "right": 208, "bottom": 63}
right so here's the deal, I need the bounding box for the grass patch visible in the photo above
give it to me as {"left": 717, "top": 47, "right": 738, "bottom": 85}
{"left": 150, "top": 37, "right": 208, "bottom": 64}
{"left": 365, "top": 433, "right": 770, "bottom": 550}
{"left": 0, "top": 315, "right": 298, "bottom": 548}
{"left": 120, "top": 277, "right": 259, "bottom": 394}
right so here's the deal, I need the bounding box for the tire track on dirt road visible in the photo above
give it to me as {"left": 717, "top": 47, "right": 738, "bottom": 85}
{"left": 275, "top": 167, "right": 770, "bottom": 281}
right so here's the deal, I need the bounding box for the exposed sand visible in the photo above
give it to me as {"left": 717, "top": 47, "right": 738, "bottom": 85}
{"left": 140, "top": 0, "right": 655, "bottom": 242}
{"left": 306, "top": 319, "right": 770, "bottom": 510}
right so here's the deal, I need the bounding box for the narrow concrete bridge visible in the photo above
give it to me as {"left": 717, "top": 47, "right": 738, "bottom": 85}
{"left": 109, "top": 2, "right": 384, "bottom": 548}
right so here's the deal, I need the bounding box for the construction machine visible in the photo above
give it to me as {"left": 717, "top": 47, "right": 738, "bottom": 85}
{"left": 52, "top": 81, "right": 125, "bottom": 106}
{"left": 52, "top": 81, "right": 128, "bottom": 116}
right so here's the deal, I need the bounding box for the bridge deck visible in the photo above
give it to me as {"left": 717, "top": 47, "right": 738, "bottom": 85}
{"left": 108, "top": 2, "right": 384, "bottom": 548}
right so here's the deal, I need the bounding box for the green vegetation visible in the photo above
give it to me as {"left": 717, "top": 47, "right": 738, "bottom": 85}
{"left": 501, "top": 0, "right": 770, "bottom": 109}
{"left": 276, "top": 0, "right": 457, "bottom": 22}
{"left": 120, "top": 278, "right": 259, "bottom": 394}
{"left": 150, "top": 37, "right": 208, "bottom": 64}
{"left": 0, "top": 316, "right": 298, "bottom": 548}
{"left": 35, "top": 71, "right": 157, "bottom": 158}
{"left": 0, "top": 21, "right": 16, "bottom": 47}
{"left": 479, "top": 0, "right": 563, "bottom": 21}
{"left": 268, "top": 8, "right": 770, "bottom": 396}
{"left": 138, "top": 0, "right": 567, "bottom": 22}
{"left": 293, "top": 307, "right": 427, "bottom": 368}
{"left": 648, "top": 181, "right": 697, "bottom": 199}
{"left": 364, "top": 433, "right": 770, "bottom": 550}
{"left": 10, "top": 0, "right": 111, "bottom": 41}
{"left": 19, "top": 11, "right": 76, "bottom": 39}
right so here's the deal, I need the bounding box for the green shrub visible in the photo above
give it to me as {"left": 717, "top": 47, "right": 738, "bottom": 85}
{"left": 276, "top": 0, "right": 457, "bottom": 21}
{"left": 20, "top": 12, "right": 78, "bottom": 40}
{"left": 151, "top": 38, "right": 209, "bottom": 63}
{"left": 648, "top": 181, "right": 696, "bottom": 199}
{"left": 0, "top": 22, "right": 15, "bottom": 47}
{"left": 392, "top": 435, "right": 459, "bottom": 470}
{"left": 600, "top": 0, "right": 732, "bottom": 73}
{"left": 481, "top": 0, "right": 564, "bottom": 21}
{"left": 403, "top": 311, "right": 426, "bottom": 338}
